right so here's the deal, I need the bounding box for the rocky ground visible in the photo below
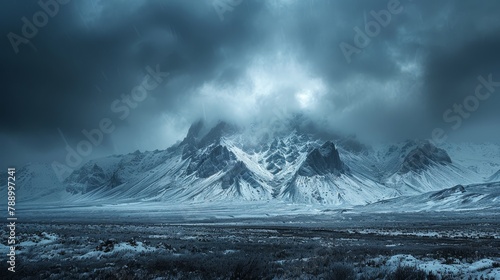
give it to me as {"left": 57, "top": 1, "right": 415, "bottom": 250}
{"left": 1, "top": 211, "right": 499, "bottom": 279}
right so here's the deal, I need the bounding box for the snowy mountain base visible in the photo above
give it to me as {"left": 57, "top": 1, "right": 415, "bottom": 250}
{"left": 7, "top": 120, "right": 500, "bottom": 211}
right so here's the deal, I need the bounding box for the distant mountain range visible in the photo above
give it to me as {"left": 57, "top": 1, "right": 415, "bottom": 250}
{"left": 5, "top": 120, "right": 500, "bottom": 210}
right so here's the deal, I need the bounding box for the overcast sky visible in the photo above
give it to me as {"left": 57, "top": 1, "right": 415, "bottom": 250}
{"left": 1, "top": 0, "right": 500, "bottom": 168}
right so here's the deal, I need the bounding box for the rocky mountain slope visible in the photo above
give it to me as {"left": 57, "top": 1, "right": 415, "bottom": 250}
{"left": 7, "top": 120, "right": 500, "bottom": 208}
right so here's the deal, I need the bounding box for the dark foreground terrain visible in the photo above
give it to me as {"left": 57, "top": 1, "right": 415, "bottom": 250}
{"left": 1, "top": 210, "right": 499, "bottom": 279}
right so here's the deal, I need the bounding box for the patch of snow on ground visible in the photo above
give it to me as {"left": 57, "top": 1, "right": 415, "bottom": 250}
{"left": 383, "top": 254, "right": 500, "bottom": 280}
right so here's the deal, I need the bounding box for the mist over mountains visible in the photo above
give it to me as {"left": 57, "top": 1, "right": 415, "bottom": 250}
{"left": 2, "top": 0, "right": 500, "bottom": 169}
{"left": 7, "top": 119, "right": 499, "bottom": 211}
{"left": 3, "top": 2, "right": 500, "bottom": 279}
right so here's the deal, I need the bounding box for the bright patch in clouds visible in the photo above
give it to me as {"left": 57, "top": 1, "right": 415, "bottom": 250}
{"left": 196, "top": 54, "right": 327, "bottom": 123}
{"left": 295, "top": 78, "right": 326, "bottom": 109}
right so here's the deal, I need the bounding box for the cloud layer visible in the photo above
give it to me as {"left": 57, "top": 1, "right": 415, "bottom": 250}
{"left": 1, "top": 0, "right": 500, "bottom": 167}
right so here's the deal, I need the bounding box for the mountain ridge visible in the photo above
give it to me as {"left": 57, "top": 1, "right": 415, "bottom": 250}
{"left": 6, "top": 120, "right": 500, "bottom": 208}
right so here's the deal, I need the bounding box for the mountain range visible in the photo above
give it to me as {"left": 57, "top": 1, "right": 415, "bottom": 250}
{"left": 6, "top": 120, "right": 500, "bottom": 211}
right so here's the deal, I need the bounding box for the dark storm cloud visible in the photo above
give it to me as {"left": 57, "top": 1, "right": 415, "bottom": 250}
{"left": 0, "top": 0, "right": 265, "bottom": 166}
{"left": 1, "top": 0, "right": 500, "bottom": 168}
{"left": 424, "top": 36, "right": 500, "bottom": 117}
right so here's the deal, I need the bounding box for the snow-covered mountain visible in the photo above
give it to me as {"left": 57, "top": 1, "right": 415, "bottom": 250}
{"left": 7, "top": 120, "right": 500, "bottom": 208}
{"left": 0, "top": 163, "right": 72, "bottom": 203}
{"left": 487, "top": 169, "right": 500, "bottom": 182}
{"left": 361, "top": 182, "right": 500, "bottom": 212}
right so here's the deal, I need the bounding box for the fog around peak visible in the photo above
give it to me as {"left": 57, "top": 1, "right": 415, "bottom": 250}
{"left": 2, "top": 0, "right": 500, "bottom": 168}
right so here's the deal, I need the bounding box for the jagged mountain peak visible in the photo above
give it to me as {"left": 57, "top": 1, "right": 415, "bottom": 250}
{"left": 179, "top": 119, "right": 204, "bottom": 146}
{"left": 10, "top": 118, "right": 499, "bottom": 206}
{"left": 180, "top": 120, "right": 238, "bottom": 159}
{"left": 198, "top": 121, "right": 234, "bottom": 147}
{"left": 399, "top": 141, "right": 452, "bottom": 174}
{"left": 91, "top": 163, "right": 104, "bottom": 173}
{"left": 298, "top": 141, "right": 345, "bottom": 177}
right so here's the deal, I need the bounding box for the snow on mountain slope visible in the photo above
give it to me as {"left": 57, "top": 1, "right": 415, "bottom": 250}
{"left": 344, "top": 140, "right": 483, "bottom": 195}
{"left": 382, "top": 141, "right": 481, "bottom": 194}
{"left": 277, "top": 140, "right": 397, "bottom": 205}
{"left": 10, "top": 120, "right": 500, "bottom": 209}
{"left": 361, "top": 182, "right": 500, "bottom": 212}
{"left": 281, "top": 173, "right": 398, "bottom": 205}
{"left": 0, "top": 163, "right": 69, "bottom": 203}
{"left": 64, "top": 148, "right": 177, "bottom": 195}
{"left": 441, "top": 142, "right": 500, "bottom": 179}
{"left": 488, "top": 169, "right": 500, "bottom": 182}
{"left": 385, "top": 164, "right": 479, "bottom": 195}
{"left": 64, "top": 122, "right": 274, "bottom": 204}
